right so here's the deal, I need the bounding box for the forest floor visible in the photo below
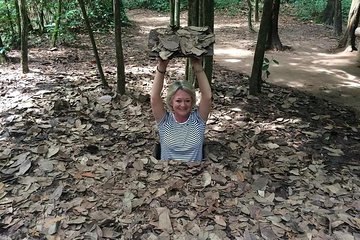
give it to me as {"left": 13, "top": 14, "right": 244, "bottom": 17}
{"left": 0, "top": 8, "right": 359, "bottom": 240}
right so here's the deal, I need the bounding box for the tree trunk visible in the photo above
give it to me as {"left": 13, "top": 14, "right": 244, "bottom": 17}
{"left": 175, "top": 0, "right": 180, "bottom": 28}
{"left": 202, "top": 0, "right": 214, "bottom": 85}
{"left": 26, "top": 15, "right": 33, "bottom": 32}
{"left": 51, "top": 0, "right": 62, "bottom": 47}
{"left": 19, "top": 0, "right": 29, "bottom": 73}
{"left": 338, "top": 0, "right": 360, "bottom": 50}
{"left": 266, "top": 0, "right": 284, "bottom": 51}
{"left": 323, "top": 0, "right": 335, "bottom": 25}
{"left": 170, "top": 0, "right": 180, "bottom": 29}
{"left": 114, "top": 0, "right": 126, "bottom": 94}
{"left": 247, "top": 0, "right": 255, "bottom": 32}
{"left": 334, "top": 0, "right": 342, "bottom": 37}
{"left": 170, "top": 0, "right": 175, "bottom": 28}
{"left": 255, "top": 0, "right": 260, "bottom": 22}
{"left": 188, "top": 0, "right": 199, "bottom": 26}
{"left": 14, "top": 0, "right": 22, "bottom": 48}
{"left": 186, "top": 0, "right": 214, "bottom": 86}
{"left": 186, "top": 0, "right": 200, "bottom": 85}
{"left": 78, "top": 0, "right": 108, "bottom": 87}
{"left": 38, "top": 0, "right": 45, "bottom": 33}
{"left": 249, "top": 0, "right": 274, "bottom": 95}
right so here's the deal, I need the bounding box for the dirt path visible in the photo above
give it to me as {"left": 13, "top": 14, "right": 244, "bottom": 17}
{"left": 130, "top": 9, "right": 360, "bottom": 115}
{"left": 214, "top": 24, "right": 360, "bottom": 113}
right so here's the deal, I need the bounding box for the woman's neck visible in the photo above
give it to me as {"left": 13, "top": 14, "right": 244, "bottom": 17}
{"left": 174, "top": 113, "right": 190, "bottom": 123}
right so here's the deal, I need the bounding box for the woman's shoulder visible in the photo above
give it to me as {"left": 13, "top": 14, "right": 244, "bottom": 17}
{"left": 190, "top": 109, "right": 206, "bottom": 123}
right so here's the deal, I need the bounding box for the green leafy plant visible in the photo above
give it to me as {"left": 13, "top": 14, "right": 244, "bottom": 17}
{"left": 262, "top": 56, "right": 279, "bottom": 79}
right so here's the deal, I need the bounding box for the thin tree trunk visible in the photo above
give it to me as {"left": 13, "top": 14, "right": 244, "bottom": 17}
{"left": 114, "top": 0, "right": 126, "bottom": 94}
{"left": 78, "top": 0, "right": 108, "bottom": 87}
{"left": 247, "top": 0, "right": 256, "bottom": 32}
{"left": 51, "top": 0, "right": 62, "bottom": 47}
{"left": 186, "top": 0, "right": 214, "bottom": 86}
{"left": 338, "top": 0, "right": 360, "bottom": 50}
{"left": 175, "top": 0, "right": 180, "bottom": 28}
{"left": 39, "top": 0, "right": 45, "bottom": 33}
{"left": 186, "top": 0, "right": 199, "bottom": 85}
{"left": 188, "top": 0, "right": 199, "bottom": 26}
{"left": 170, "top": 0, "right": 175, "bottom": 28}
{"left": 14, "top": 0, "right": 21, "bottom": 48}
{"left": 19, "top": 0, "right": 29, "bottom": 73}
{"left": 334, "top": 0, "right": 342, "bottom": 37}
{"left": 249, "top": 0, "right": 274, "bottom": 95}
{"left": 266, "top": 0, "right": 283, "bottom": 51}
{"left": 323, "top": 0, "right": 335, "bottom": 25}
{"left": 169, "top": 0, "right": 180, "bottom": 29}
{"left": 255, "top": 0, "right": 259, "bottom": 22}
{"left": 202, "top": 0, "right": 214, "bottom": 85}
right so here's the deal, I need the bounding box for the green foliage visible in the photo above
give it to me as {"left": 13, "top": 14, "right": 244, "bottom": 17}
{"left": 215, "top": 0, "right": 242, "bottom": 10}
{"left": 293, "top": 0, "right": 352, "bottom": 22}
{"left": 124, "top": 0, "right": 188, "bottom": 12}
{"left": 262, "top": 56, "right": 279, "bottom": 79}
{"left": 88, "top": 1, "right": 114, "bottom": 29}
{"left": 293, "top": 0, "right": 326, "bottom": 21}
{"left": 63, "top": 1, "right": 114, "bottom": 31}
{"left": 0, "top": 0, "right": 17, "bottom": 46}
{"left": 0, "top": 0, "right": 131, "bottom": 47}
{"left": 124, "top": 0, "right": 243, "bottom": 12}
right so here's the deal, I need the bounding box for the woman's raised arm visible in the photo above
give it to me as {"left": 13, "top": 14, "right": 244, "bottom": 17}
{"left": 191, "top": 57, "right": 212, "bottom": 121}
{"left": 151, "top": 59, "right": 169, "bottom": 122}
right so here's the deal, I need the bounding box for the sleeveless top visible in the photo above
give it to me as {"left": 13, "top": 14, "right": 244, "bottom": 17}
{"left": 157, "top": 109, "right": 206, "bottom": 161}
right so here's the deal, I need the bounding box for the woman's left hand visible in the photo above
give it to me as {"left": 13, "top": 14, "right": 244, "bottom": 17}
{"left": 190, "top": 57, "right": 203, "bottom": 71}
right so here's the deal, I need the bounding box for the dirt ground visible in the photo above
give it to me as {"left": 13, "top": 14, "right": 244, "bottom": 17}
{"left": 130, "top": 9, "right": 360, "bottom": 115}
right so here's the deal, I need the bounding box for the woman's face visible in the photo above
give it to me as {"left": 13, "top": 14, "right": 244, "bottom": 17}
{"left": 171, "top": 89, "right": 192, "bottom": 119}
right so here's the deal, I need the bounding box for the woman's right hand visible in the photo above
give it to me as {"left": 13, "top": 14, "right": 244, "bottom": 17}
{"left": 157, "top": 58, "right": 170, "bottom": 73}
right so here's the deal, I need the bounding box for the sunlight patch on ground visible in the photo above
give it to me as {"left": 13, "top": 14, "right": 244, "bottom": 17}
{"left": 214, "top": 22, "right": 248, "bottom": 29}
{"left": 310, "top": 67, "right": 360, "bottom": 84}
{"left": 340, "top": 81, "right": 360, "bottom": 88}
{"left": 288, "top": 62, "right": 299, "bottom": 66}
{"left": 312, "top": 57, "right": 355, "bottom": 66}
{"left": 280, "top": 80, "right": 305, "bottom": 88}
{"left": 224, "top": 59, "right": 242, "bottom": 63}
{"left": 135, "top": 16, "right": 168, "bottom": 24}
{"left": 214, "top": 48, "right": 252, "bottom": 57}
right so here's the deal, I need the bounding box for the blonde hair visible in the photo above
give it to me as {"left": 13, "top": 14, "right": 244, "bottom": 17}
{"left": 166, "top": 80, "right": 196, "bottom": 110}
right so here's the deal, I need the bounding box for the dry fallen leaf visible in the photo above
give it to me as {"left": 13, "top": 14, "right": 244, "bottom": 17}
{"left": 214, "top": 215, "right": 227, "bottom": 227}
{"left": 157, "top": 207, "right": 173, "bottom": 233}
{"left": 203, "top": 171, "right": 212, "bottom": 187}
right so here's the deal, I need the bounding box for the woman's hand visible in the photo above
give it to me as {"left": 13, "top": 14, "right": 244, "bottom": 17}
{"left": 190, "top": 57, "right": 203, "bottom": 72}
{"left": 157, "top": 58, "right": 170, "bottom": 73}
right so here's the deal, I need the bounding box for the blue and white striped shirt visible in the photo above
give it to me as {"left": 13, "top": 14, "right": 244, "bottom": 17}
{"left": 158, "top": 109, "right": 206, "bottom": 161}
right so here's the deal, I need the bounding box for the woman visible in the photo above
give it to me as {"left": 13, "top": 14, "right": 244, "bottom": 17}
{"left": 151, "top": 57, "right": 212, "bottom": 161}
